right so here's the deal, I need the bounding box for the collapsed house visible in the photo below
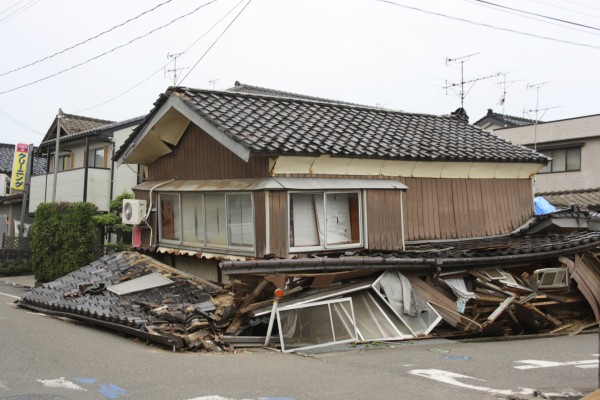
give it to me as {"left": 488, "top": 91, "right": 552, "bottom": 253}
{"left": 18, "top": 208, "right": 600, "bottom": 352}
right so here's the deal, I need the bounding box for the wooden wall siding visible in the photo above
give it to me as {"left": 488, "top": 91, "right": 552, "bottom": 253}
{"left": 366, "top": 190, "right": 404, "bottom": 251}
{"left": 399, "top": 177, "right": 533, "bottom": 241}
{"left": 148, "top": 124, "right": 270, "bottom": 181}
{"left": 268, "top": 191, "right": 288, "bottom": 258}
{"left": 253, "top": 191, "right": 267, "bottom": 257}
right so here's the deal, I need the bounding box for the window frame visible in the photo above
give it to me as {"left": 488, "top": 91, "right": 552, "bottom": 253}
{"left": 87, "top": 147, "right": 106, "bottom": 168}
{"left": 538, "top": 145, "right": 582, "bottom": 174}
{"left": 288, "top": 190, "right": 363, "bottom": 253}
{"left": 157, "top": 192, "right": 255, "bottom": 252}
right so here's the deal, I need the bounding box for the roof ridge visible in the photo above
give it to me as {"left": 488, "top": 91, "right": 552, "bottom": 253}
{"left": 180, "top": 85, "right": 459, "bottom": 121}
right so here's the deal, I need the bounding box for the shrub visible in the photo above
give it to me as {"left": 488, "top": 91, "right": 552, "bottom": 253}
{"left": 0, "top": 260, "right": 33, "bottom": 277}
{"left": 30, "top": 202, "right": 99, "bottom": 282}
{"left": 93, "top": 192, "right": 133, "bottom": 254}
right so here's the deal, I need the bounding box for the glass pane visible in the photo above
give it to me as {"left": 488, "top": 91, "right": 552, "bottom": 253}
{"left": 227, "top": 194, "right": 254, "bottom": 247}
{"left": 342, "top": 291, "right": 404, "bottom": 340}
{"left": 566, "top": 147, "right": 581, "bottom": 171}
{"left": 290, "top": 193, "right": 324, "bottom": 247}
{"left": 87, "top": 148, "right": 104, "bottom": 167}
{"left": 551, "top": 149, "right": 566, "bottom": 172}
{"left": 538, "top": 150, "right": 552, "bottom": 173}
{"left": 182, "top": 194, "right": 204, "bottom": 244}
{"left": 325, "top": 192, "right": 360, "bottom": 245}
{"left": 160, "top": 194, "right": 181, "bottom": 241}
{"left": 205, "top": 194, "right": 227, "bottom": 246}
{"left": 277, "top": 299, "right": 357, "bottom": 352}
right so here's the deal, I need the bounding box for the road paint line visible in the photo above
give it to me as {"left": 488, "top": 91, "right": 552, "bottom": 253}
{"left": 37, "top": 377, "right": 87, "bottom": 391}
{"left": 0, "top": 291, "right": 20, "bottom": 300}
{"left": 97, "top": 383, "right": 128, "bottom": 399}
{"left": 0, "top": 380, "right": 7, "bottom": 390}
{"left": 576, "top": 364, "right": 599, "bottom": 369}
{"left": 409, "top": 368, "right": 534, "bottom": 397}
{"left": 514, "top": 359, "right": 598, "bottom": 369}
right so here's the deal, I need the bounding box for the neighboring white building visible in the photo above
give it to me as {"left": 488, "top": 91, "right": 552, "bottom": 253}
{"left": 30, "top": 114, "right": 145, "bottom": 213}
{"left": 488, "top": 113, "right": 600, "bottom": 210}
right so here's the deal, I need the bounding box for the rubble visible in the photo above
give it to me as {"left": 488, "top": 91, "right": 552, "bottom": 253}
{"left": 17, "top": 207, "right": 600, "bottom": 353}
{"left": 18, "top": 252, "right": 235, "bottom": 352}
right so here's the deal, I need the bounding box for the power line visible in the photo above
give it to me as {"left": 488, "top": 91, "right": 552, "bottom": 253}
{"left": 375, "top": 0, "right": 600, "bottom": 50}
{"left": 561, "top": 0, "right": 600, "bottom": 14}
{"left": 0, "top": 0, "right": 28, "bottom": 15}
{"left": 0, "top": 0, "right": 219, "bottom": 96}
{"left": 525, "top": 0, "right": 600, "bottom": 19}
{"left": 0, "top": 108, "right": 43, "bottom": 135}
{"left": 179, "top": 0, "right": 253, "bottom": 86}
{"left": 472, "top": 0, "right": 600, "bottom": 31}
{"left": 466, "top": 0, "right": 600, "bottom": 37}
{"left": 75, "top": 0, "right": 243, "bottom": 113}
{"left": 0, "top": 0, "right": 173, "bottom": 78}
{"left": 0, "top": 0, "right": 40, "bottom": 26}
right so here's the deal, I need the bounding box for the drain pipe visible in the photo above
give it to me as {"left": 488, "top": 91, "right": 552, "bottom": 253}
{"left": 143, "top": 178, "right": 176, "bottom": 248}
{"left": 264, "top": 288, "right": 283, "bottom": 347}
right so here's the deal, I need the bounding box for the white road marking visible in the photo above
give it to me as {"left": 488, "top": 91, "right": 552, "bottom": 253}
{"left": 36, "top": 377, "right": 87, "bottom": 391}
{"left": 0, "top": 291, "right": 20, "bottom": 300}
{"left": 409, "top": 368, "right": 534, "bottom": 396}
{"left": 0, "top": 380, "right": 7, "bottom": 390}
{"left": 514, "top": 357, "right": 598, "bottom": 370}
{"left": 185, "top": 397, "right": 255, "bottom": 400}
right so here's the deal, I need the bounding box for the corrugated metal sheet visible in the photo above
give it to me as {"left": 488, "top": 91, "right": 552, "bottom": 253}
{"left": 134, "top": 177, "right": 408, "bottom": 192}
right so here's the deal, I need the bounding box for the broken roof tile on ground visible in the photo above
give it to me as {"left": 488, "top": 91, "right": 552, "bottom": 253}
{"left": 18, "top": 252, "right": 234, "bottom": 352}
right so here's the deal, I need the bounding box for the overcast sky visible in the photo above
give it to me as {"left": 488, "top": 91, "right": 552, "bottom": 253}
{"left": 1, "top": 0, "right": 599, "bottom": 146}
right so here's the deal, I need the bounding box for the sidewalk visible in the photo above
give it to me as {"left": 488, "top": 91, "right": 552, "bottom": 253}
{"left": 0, "top": 274, "right": 35, "bottom": 288}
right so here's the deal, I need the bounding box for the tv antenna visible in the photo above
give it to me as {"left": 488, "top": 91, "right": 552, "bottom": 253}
{"left": 497, "top": 72, "right": 523, "bottom": 125}
{"left": 208, "top": 78, "right": 219, "bottom": 89}
{"left": 444, "top": 53, "right": 501, "bottom": 109}
{"left": 165, "top": 52, "right": 188, "bottom": 86}
{"left": 523, "top": 82, "right": 559, "bottom": 150}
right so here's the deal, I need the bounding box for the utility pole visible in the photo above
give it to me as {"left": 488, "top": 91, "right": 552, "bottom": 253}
{"left": 444, "top": 53, "right": 500, "bottom": 110}
{"left": 51, "top": 108, "right": 63, "bottom": 202}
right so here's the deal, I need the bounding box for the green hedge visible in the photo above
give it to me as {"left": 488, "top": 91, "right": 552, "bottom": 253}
{"left": 30, "top": 202, "right": 99, "bottom": 282}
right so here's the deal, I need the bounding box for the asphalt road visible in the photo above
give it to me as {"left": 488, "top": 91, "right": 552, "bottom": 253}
{"left": 0, "top": 282, "right": 598, "bottom": 400}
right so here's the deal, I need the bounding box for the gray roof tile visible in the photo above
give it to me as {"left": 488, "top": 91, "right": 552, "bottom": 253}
{"left": 120, "top": 86, "right": 549, "bottom": 164}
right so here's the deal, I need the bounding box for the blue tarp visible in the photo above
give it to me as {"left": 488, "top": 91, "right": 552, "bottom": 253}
{"left": 534, "top": 196, "right": 557, "bottom": 215}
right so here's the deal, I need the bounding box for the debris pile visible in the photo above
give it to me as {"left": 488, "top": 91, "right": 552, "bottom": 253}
{"left": 19, "top": 252, "right": 235, "bottom": 352}
{"left": 220, "top": 251, "right": 600, "bottom": 351}
{"left": 17, "top": 209, "right": 600, "bottom": 353}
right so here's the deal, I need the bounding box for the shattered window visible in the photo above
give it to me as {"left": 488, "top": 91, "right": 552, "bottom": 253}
{"left": 289, "top": 191, "right": 361, "bottom": 251}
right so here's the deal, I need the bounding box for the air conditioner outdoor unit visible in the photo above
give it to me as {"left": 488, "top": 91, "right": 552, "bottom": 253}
{"left": 122, "top": 199, "right": 147, "bottom": 225}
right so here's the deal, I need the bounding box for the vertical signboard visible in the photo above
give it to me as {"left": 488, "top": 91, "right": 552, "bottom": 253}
{"left": 10, "top": 143, "right": 30, "bottom": 191}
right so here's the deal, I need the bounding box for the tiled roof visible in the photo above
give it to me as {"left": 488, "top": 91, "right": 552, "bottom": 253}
{"left": 227, "top": 81, "right": 362, "bottom": 106}
{"left": 539, "top": 188, "right": 600, "bottom": 211}
{"left": 167, "top": 87, "right": 547, "bottom": 163}
{"left": 42, "top": 113, "right": 115, "bottom": 143}
{"left": 19, "top": 252, "right": 228, "bottom": 351}
{"left": 474, "top": 109, "right": 537, "bottom": 129}
{"left": 40, "top": 115, "right": 145, "bottom": 147}
{"left": 0, "top": 143, "right": 47, "bottom": 175}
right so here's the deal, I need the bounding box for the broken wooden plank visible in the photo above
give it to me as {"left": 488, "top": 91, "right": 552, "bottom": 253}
{"left": 526, "top": 304, "right": 562, "bottom": 327}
